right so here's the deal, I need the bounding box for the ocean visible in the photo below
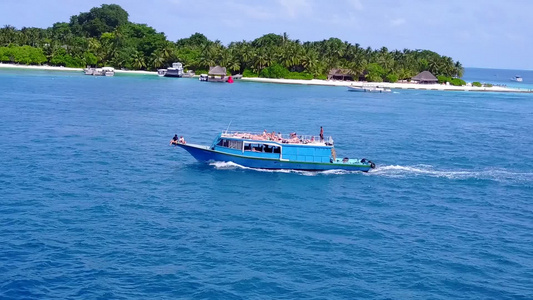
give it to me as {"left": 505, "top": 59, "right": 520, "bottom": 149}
{"left": 0, "top": 68, "right": 532, "bottom": 299}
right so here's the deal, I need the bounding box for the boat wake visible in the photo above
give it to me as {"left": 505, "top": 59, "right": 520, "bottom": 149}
{"left": 207, "top": 161, "right": 533, "bottom": 182}
{"left": 208, "top": 161, "right": 352, "bottom": 176}
{"left": 368, "top": 164, "right": 533, "bottom": 183}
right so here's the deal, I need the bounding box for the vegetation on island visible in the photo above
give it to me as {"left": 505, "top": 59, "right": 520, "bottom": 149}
{"left": 0, "top": 4, "right": 465, "bottom": 82}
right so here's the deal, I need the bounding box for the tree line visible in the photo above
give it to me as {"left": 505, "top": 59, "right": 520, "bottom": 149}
{"left": 0, "top": 4, "right": 464, "bottom": 82}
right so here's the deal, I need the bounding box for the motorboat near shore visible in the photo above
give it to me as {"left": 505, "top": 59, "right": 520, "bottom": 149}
{"left": 171, "top": 130, "right": 376, "bottom": 172}
{"left": 83, "top": 66, "right": 115, "bottom": 76}
{"left": 164, "top": 62, "right": 184, "bottom": 77}
{"left": 348, "top": 84, "right": 391, "bottom": 93}
{"left": 511, "top": 76, "right": 523, "bottom": 82}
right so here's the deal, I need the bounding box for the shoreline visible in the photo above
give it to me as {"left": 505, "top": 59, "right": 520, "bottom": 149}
{"left": 1, "top": 63, "right": 530, "bottom": 93}
{"left": 241, "top": 77, "right": 532, "bottom": 93}
{"left": 0, "top": 63, "right": 157, "bottom": 75}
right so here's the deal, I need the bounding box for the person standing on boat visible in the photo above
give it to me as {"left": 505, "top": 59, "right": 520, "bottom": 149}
{"left": 320, "top": 126, "right": 324, "bottom": 142}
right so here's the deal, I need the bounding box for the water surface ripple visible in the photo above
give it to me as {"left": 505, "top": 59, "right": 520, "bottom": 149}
{"left": 1, "top": 69, "right": 532, "bottom": 299}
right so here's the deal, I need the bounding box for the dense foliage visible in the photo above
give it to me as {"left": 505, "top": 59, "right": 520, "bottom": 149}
{"left": 0, "top": 4, "right": 464, "bottom": 81}
{"left": 438, "top": 75, "right": 466, "bottom": 86}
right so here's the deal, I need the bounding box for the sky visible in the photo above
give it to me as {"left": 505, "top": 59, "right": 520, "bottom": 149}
{"left": 1, "top": 0, "right": 531, "bottom": 70}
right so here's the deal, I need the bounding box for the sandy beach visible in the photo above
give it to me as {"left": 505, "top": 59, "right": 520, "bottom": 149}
{"left": 241, "top": 77, "right": 532, "bottom": 93}
{"left": 1, "top": 63, "right": 530, "bottom": 93}
{"left": 0, "top": 63, "right": 157, "bottom": 75}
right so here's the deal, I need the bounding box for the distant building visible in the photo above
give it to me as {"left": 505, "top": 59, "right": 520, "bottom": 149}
{"left": 412, "top": 71, "right": 438, "bottom": 84}
{"left": 208, "top": 66, "right": 228, "bottom": 82}
{"left": 327, "top": 69, "right": 354, "bottom": 81}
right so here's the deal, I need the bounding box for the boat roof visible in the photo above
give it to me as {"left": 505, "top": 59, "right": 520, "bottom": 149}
{"left": 220, "top": 131, "right": 334, "bottom": 146}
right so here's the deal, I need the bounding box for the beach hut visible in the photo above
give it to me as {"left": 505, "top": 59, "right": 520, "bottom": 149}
{"left": 327, "top": 69, "right": 354, "bottom": 81}
{"left": 208, "top": 66, "right": 228, "bottom": 82}
{"left": 412, "top": 71, "right": 438, "bottom": 84}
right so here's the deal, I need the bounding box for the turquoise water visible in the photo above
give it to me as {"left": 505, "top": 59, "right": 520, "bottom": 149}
{"left": 463, "top": 67, "right": 533, "bottom": 90}
{"left": 1, "top": 68, "right": 532, "bottom": 299}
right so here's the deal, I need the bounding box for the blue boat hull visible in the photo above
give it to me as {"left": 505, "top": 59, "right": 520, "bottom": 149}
{"left": 175, "top": 144, "right": 372, "bottom": 172}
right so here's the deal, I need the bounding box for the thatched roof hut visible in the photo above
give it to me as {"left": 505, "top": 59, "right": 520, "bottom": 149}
{"left": 412, "top": 71, "right": 438, "bottom": 84}
{"left": 208, "top": 66, "right": 227, "bottom": 76}
{"left": 327, "top": 69, "right": 354, "bottom": 81}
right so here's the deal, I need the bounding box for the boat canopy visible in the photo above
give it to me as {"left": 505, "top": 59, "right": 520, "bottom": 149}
{"left": 220, "top": 131, "right": 333, "bottom": 146}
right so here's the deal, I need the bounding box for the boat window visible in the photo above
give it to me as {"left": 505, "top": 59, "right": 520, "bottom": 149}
{"left": 244, "top": 143, "right": 280, "bottom": 154}
{"left": 244, "top": 143, "right": 263, "bottom": 152}
{"left": 227, "top": 140, "right": 243, "bottom": 150}
{"left": 217, "top": 139, "right": 242, "bottom": 150}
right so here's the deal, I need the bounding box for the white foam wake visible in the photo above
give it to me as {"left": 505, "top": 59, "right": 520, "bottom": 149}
{"left": 207, "top": 161, "right": 533, "bottom": 182}
{"left": 207, "top": 161, "right": 354, "bottom": 176}
{"left": 368, "top": 164, "right": 533, "bottom": 182}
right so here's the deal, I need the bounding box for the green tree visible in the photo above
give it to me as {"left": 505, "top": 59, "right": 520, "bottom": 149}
{"left": 70, "top": 4, "right": 129, "bottom": 37}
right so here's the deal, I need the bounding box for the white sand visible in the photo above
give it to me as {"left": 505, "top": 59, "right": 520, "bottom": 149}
{"left": 241, "top": 77, "right": 531, "bottom": 93}
{"left": 1, "top": 63, "right": 530, "bottom": 93}
{"left": 0, "top": 63, "right": 157, "bottom": 75}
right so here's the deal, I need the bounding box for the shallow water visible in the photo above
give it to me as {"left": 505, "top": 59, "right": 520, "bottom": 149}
{"left": 1, "top": 69, "right": 532, "bottom": 299}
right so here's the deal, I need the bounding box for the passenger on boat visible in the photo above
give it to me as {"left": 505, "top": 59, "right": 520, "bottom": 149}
{"left": 320, "top": 126, "right": 324, "bottom": 142}
{"left": 179, "top": 136, "right": 186, "bottom": 144}
{"left": 170, "top": 134, "right": 179, "bottom": 145}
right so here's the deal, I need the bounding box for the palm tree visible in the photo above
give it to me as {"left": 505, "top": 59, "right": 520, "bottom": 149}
{"left": 253, "top": 50, "right": 267, "bottom": 73}
{"left": 150, "top": 50, "right": 165, "bottom": 69}
{"left": 132, "top": 51, "right": 146, "bottom": 69}
{"left": 1, "top": 25, "right": 17, "bottom": 46}
{"left": 302, "top": 49, "right": 319, "bottom": 75}
{"left": 454, "top": 61, "right": 464, "bottom": 78}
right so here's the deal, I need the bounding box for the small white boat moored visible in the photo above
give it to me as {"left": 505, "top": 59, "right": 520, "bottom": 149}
{"left": 348, "top": 84, "right": 391, "bottom": 93}
{"left": 83, "top": 66, "right": 114, "bottom": 76}
{"left": 102, "top": 67, "right": 115, "bottom": 76}
{"left": 157, "top": 69, "right": 167, "bottom": 77}
{"left": 511, "top": 76, "right": 523, "bottom": 82}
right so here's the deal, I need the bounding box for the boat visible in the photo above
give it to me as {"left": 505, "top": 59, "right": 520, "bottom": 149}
{"left": 101, "top": 67, "right": 115, "bottom": 76}
{"left": 171, "top": 131, "right": 376, "bottom": 172}
{"left": 83, "top": 67, "right": 94, "bottom": 75}
{"left": 348, "top": 85, "right": 391, "bottom": 93}
{"left": 511, "top": 76, "right": 523, "bottom": 82}
{"left": 199, "top": 74, "right": 208, "bottom": 81}
{"left": 164, "top": 62, "right": 184, "bottom": 77}
{"left": 182, "top": 70, "right": 195, "bottom": 78}
{"left": 157, "top": 69, "right": 167, "bottom": 77}
{"left": 83, "top": 66, "right": 114, "bottom": 76}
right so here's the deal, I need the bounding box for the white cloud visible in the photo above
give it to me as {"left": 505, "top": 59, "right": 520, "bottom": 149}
{"left": 390, "top": 18, "right": 406, "bottom": 27}
{"left": 346, "top": 0, "right": 363, "bottom": 11}
{"left": 232, "top": 2, "right": 276, "bottom": 21}
{"left": 277, "top": 0, "right": 312, "bottom": 18}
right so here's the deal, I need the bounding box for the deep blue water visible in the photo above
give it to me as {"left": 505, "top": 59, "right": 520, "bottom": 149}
{"left": 1, "top": 68, "right": 532, "bottom": 299}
